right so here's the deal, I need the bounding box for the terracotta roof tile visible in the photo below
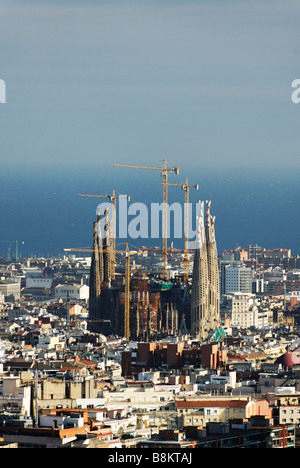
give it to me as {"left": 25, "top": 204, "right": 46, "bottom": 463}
{"left": 176, "top": 400, "right": 249, "bottom": 408}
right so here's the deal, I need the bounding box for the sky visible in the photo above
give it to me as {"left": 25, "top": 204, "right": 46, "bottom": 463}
{"left": 1, "top": 0, "right": 300, "bottom": 172}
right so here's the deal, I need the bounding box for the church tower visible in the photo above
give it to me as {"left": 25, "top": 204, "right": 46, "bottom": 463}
{"left": 88, "top": 215, "right": 104, "bottom": 330}
{"left": 88, "top": 209, "right": 115, "bottom": 334}
{"left": 102, "top": 209, "right": 112, "bottom": 287}
{"left": 191, "top": 201, "right": 209, "bottom": 339}
{"left": 191, "top": 200, "right": 220, "bottom": 341}
{"left": 205, "top": 201, "right": 220, "bottom": 332}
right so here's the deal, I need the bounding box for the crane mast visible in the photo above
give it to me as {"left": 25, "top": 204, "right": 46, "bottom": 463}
{"left": 113, "top": 160, "right": 179, "bottom": 281}
{"left": 64, "top": 243, "right": 141, "bottom": 340}
{"left": 124, "top": 243, "right": 131, "bottom": 341}
{"left": 164, "top": 178, "right": 198, "bottom": 283}
{"left": 78, "top": 189, "right": 121, "bottom": 279}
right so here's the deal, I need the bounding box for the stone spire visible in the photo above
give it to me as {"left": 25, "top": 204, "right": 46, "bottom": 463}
{"left": 205, "top": 201, "right": 220, "bottom": 332}
{"left": 191, "top": 201, "right": 209, "bottom": 339}
{"left": 102, "top": 209, "right": 112, "bottom": 286}
{"left": 190, "top": 200, "right": 220, "bottom": 341}
{"left": 96, "top": 214, "right": 104, "bottom": 285}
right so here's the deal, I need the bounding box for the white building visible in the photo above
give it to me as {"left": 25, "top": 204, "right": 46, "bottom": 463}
{"left": 0, "top": 376, "right": 32, "bottom": 417}
{"left": 36, "top": 335, "right": 65, "bottom": 351}
{"left": 222, "top": 293, "right": 271, "bottom": 329}
{"left": 224, "top": 265, "right": 252, "bottom": 294}
{"left": 0, "top": 280, "right": 21, "bottom": 301}
{"left": 26, "top": 276, "right": 53, "bottom": 289}
{"left": 39, "top": 414, "right": 85, "bottom": 430}
{"left": 103, "top": 387, "right": 176, "bottom": 413}
{"left": 54, "top": 284, "right": 89, "bottom": 301}
{"left": 222, "top": 293, "right": 258, "bottom": 328}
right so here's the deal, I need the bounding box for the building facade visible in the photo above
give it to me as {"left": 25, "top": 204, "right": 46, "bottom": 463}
{"left": 176, "top": 397, "right": 272, "bottom": 429}
{"left": 224, "top": 265, "right": 253, "bottom": 294}
{"left": 0, "top": 280, "right": 21, "bottom": 301}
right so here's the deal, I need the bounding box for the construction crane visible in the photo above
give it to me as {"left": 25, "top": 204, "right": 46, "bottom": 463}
{"left": 124, "top": 243, "right": 132, "bottom": 341}
{"left": 113, "top": 160, "right": 179, "bottom": 281}
{"left": 64, "top": 243, "right": 141, "bottom": 340}
{"left": 115, "top": 242, "right": 143, "bottom": 340}
{"left": 77, "top": 190, "right": 130, "bottom": 280}
{"left": 0, "top": 240, "right": 24, "bottom": 261}
{"left": 164, "top": 178, "right": 198, "bottom": 283}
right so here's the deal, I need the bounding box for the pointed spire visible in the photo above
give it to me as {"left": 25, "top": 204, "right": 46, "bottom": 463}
{"left": 211, "top": 215, "right": 216, "bottom": 242}
{"left": 205, "top": 200, "right": 211, "bottom": 227}
{"left": 195, "top": 201, "right": 205, "bottom": 250}
{"left": 103, "top": 209, "right": 111, "bottom": 285}
{"left": 205, "top": 202, "right": 220, "bottom": 332}
{"left": 191, "top": 199, "right": 220, "bottom": 341}
{"left": 96, "top": 214, "right": 104, "bottom": 283}
{"left": 191, "top": 200, "right": 209, "bottom": 339}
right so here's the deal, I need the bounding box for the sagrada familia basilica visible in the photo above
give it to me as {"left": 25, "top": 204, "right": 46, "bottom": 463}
{"left": 88, "top": 201, "right": 220, "bottom": 342}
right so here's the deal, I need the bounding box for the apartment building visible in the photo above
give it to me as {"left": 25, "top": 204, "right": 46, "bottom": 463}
{"left": 122, "top": 341, "right": 226, "bottom": 377}
{"left": 224, "top": 265, "right": 253, "bottom": 294}
{"left": 103, "top": 385, "right": 176, "bottom": 413}
{"left": 221, "top": 293, "right": 271, "bottom": 328}
{"left": 266, "top": 392, "right": 300, "bottom": 426}
{"left": 175, "top": 396, "right": 272, "bottom": 428}
{"left": 0, "top": 280, "right": 20, "bottom": 301}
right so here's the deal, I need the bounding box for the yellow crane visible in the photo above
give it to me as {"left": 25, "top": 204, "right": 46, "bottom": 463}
{"left": 64, "top": 243, "right": 141, "bottom": 340}
{"left": 113, "top": 160, "right": 179, "bottom": 281}
{"left": 115, "top": 242, "right": 143, "bottom": 340}
{"left": 164, "top": 178, "right": 198, "bottom": 283}
{"left": 77, "top": 190, "right": 130, "bottom": 280}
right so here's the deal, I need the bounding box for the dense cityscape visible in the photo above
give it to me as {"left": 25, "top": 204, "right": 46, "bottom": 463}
{"left": 0, "top": 203, "right": 300, "bottom": 449}
{"left": 1, "top": 0, "right": 299, "bottom": 456}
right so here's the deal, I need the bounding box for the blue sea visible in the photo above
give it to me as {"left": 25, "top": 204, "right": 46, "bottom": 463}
{"left": 0, "top": 163, "right": 299, "bottom": 259}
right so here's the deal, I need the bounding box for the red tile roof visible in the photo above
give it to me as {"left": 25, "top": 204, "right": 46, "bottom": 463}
{"left": 176, "top": 399, "right": 249, "bottom": 408}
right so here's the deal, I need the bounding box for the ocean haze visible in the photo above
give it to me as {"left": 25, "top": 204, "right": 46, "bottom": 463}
{"left": 0, "top": 164, "right": 299, "bottom": 259}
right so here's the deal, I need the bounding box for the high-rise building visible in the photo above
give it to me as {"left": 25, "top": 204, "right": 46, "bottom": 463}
{"left": 191, "top": 201, "right": 220, "bottom": 341}
{"left": 224, "top": 265, "right": 253, "bottom": 294}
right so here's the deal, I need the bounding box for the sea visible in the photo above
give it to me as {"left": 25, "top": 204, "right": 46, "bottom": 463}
{"left": 0, "top": 163, "right": 299, "bottom": 259}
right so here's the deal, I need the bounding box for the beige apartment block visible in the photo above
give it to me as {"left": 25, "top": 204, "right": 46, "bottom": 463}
{"left": 176, "top": 396, "right": 272, "bottom": 428}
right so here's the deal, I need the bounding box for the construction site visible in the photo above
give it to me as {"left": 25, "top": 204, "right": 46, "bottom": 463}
{"left": 64, "top": 161, "right": 222, "bottom": 343}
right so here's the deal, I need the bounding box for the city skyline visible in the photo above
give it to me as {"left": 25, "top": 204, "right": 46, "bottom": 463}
{"left": 1, "top": 2, "right": 300, "bottom": 451}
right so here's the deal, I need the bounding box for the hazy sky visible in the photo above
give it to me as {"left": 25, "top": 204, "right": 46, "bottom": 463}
{"left": 1, "top": 0, "right": 300, "bottom": 171}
